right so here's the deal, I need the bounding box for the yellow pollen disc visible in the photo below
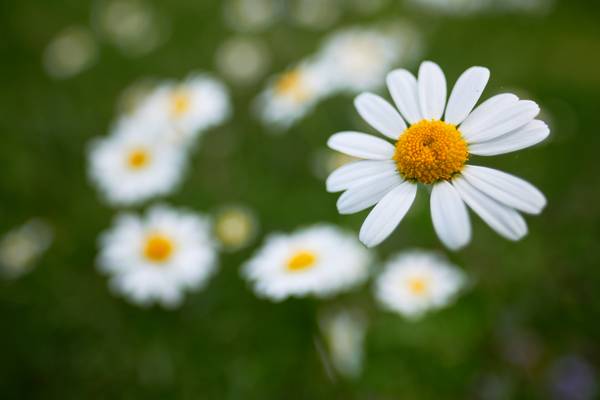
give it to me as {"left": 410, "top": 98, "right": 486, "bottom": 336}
{"left": 170, "top": 91, "right": 191, "bottom": 117}
{"left": 407, "top": 277, "right": 429, "bottom": 296}
{"left": 286, "top": 250, "right": 317, "bottom": 272}
{"left": 127, "top": 148, "right": 151, "bottom": 170}
{"left": 275, "top": 70, "right": 309, "bottom": 102}
{"left": 143, "top": 234, "right": 174, "bottom": 263}
{"left": 394, "top": 120, "right": 468, "bottom": 184}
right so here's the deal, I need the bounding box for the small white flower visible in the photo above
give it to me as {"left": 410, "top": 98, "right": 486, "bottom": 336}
{"left": 318, "top": 28, "right": 405, "bottom": 93}
{"left": 242, "top": 225, "right": 372, "bottom": 301}
{"left": 88, "top": 119, "right": 186, "bottom": 206}
{"left": 327, "top": 61, "right": 549, "bottom": 249}
{"left": 133, "top": 74, "right": 231, "bottom": 143}
{"left": 320, "top": 309, "right": 367, "bottom": 378}
{"left": 375, "top": 250, "right": 466, "bottom": 319}
{"left": 213, "top": 205, "right": 259, "bottom": 251}
{"left": 255, "top": 61, "right": 332, "bottom": 130}
{"left": 98, "top": 205, "right": 217, "bottom": 308}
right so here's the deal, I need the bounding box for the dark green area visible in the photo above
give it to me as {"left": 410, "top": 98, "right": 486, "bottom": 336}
{"left": 1, "top": 0, "right": 600, "bottom": 398}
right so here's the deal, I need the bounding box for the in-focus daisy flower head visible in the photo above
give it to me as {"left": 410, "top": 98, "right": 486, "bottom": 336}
{"left": 213, "top": 205, "right": 259, "bottom": 251}
{"left": 242, "top": 225, "right": 372, "bottom": 301}
{"left": 327, "top": 61, "right": 549, "bottom": 250}
{"left": 98, "top": 205, "right": 217, "bottom": 308}
{"left": 0, "top": 219, "right": 53, "bottom": 279}
{"left": 134, "top": 74, "right": 231, "bottom": 144}
{"left": 88, "top": 120, "right": 186, "bottom": 206}
{"left": 375, "top": 250, "right": 467, "bottom": 319}
{"left": 255, "top": 60, "right": 332, "bottom": 130}
{"left": 318, "top": 28, "right": 406, "bottom": 93}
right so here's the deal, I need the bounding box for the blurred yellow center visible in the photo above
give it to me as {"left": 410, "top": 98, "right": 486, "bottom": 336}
{"left": 407, "top": 277, "right": 428, "bottom": 296}
{"left": 143, "top": 234, "right": 174, "bottom": 263}
{"left": 394, "top": 120, "right": 468, "bottom": 184}
{"left": 127, "top": 148, "right": 151, "bottom": 169}
{"left": 275, "top": 70, "right": 309, "bottom": 102}
{"left": 170, "top": 91, "right": 191, "bottom": 117}
{"left": 286, "top": 250, "right": 317, "bottom": 272}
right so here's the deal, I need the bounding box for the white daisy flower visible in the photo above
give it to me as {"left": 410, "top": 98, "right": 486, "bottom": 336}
{"left": 327, "top": 61, "right": 549, "bottom": 249}
{"left": 88, "top": 119, "right": 186, "bottom": 206}
{"left": 375, "top": 250, "right": 466, "bottom": 319}
{"left": 255, "top": 61, "right": 332, "bottom": 130}
{"left": 133, "top": 73, "right": 231, "bottom": 143}
{"left": 98, "top": 205, "right": 217, "bottom": 308}
{"left": 242, "top": 225, "right": 372, "bottom": 301}
{"left": 317, "top": 28, "right": 406, "bottom": 93}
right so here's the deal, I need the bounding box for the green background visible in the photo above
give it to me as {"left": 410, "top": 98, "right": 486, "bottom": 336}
{"left": 1, "top": 0, "right": 600, "bottom": 398}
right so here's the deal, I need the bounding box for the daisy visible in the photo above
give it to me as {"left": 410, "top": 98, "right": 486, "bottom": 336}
{"left": 317, "top": 28, "right": 405, "bottom": 93}
{"left": 242, "top": 225, "right": 372, "bottom": 301}
{"left": 255, "top": 61, "right": 332, "bottom": 130}
{"left": 88, "top": 119, "right": 186, "bottom": 206}
{"left": 98, "top": 205, "right": 217, "bottom": 308}
{"left": 327, "top": 61, "right": 549, "bottom": 249}
{"left": 213, "top": 205, "right": 259, "bottom": 251}
{"left": 375, "top": 250, "right": 466, "bottom": 319}
{"left": 133, "top": 73, "right": 231, "bottom": 143}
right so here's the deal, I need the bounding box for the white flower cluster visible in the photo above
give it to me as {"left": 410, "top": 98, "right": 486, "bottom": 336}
{"left": 255, "top": 24, "right": 422, "bottom": 131}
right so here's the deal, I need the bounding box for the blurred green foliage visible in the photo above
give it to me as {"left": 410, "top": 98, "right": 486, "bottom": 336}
{"left": 1, "top": 0, "right": 600, "bottom": 398}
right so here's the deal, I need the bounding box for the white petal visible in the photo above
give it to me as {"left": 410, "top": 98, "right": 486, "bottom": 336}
{"left": 386, "top": 69, "right": 422, "bottom": 124}
{"left": 462, "top": 99, "right": 540, "bottom": 143}
{"left": 327, "top": 132, "right": 395, "bottom": 160}
{"left": 326, "top": 160, "right": 397, "bottom": 193}
{"left": 453, "top": 176, "right": 528, "bottom": 241}
{"left": 468, "top": 120, "right": 549, "bottom": 156}
{"left": 337, "top": 173, "right": 403, "bottom": 214}
{"left": 430, "top": 181, "right": 471, "bottom": 250}
{"left": 359, "top": 182, "right": 417, "bottom": 247}
{"left": 462, "top": 165, "right": 546, "bottom": 215}
{"left": 444, "top": 66, "right": 490, "bottom": 125}
{"left": 459, "top": 93, "right": 518, "bottom": 139}
{"left": 354, "top": 93, "right": 407, "bottom": 140}
{"left": 418, "top": 61, "right": 447, "bottom": 120}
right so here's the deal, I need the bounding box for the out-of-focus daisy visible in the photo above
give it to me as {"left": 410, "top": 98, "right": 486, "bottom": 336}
{"left": 43, "top": 26, "right": 98, "bottom": 79}
{"left": 0, "top": 219, "right": 53, "bottom": 279}
{"left": 290, "top": 0, "right": 341, "bottom": 30}
{"left": 255, "top": 61, "right": 331, "bottom": 130}
{"left": 223, "top": 0, "right": 278, "bottom": 32}
{"left": 98, "top": 205, "right": 217, "bottom": 308}
{"left": 92, "top": 0, "right": 170, "bottom": 57}
{"left": 242, "top": 225, "right": 371, "bottom": 301}
{"left": 133, "top": 74, "right": 231, "bottom": 143}
{"left": 213, "top": 205, "right": 259, "bottom": 251}
{"left": 375, "top": 250, "right": 466, "bottom": 319}
{"left": 317, "top": 27, "right": 411, "bottom": 93}
{"left": 327, "top": 61, "right": 549, "bottom": 249}
{"left": 408, "top": 0, "right": 553, "bottom": 16}
{"left": 88, "top": 120, "right": 186, "bottom": 206}
{"left": 216, "top": 37, "right": 270, "bottom": 86}
{"left": 320, "top": 309, "right": 367, "bottom": 379}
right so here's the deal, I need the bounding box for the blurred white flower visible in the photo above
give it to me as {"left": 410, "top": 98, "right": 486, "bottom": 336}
{"left": 216, "top": 37, "right": 270, "bottom": 86}
{"left": 375, "top": 250, "right": 467, "bottom": 319}
{"left": 317, "top": 26, "right": 417, "bottom": 93}
{"left": 224, "top": 0, "right": 279, "bottom": 32}
{"left": 93, "top": 0, "right": 169, "bottom": 56}
{"left": 88, "top": 119, "right": 186, "bottom": 206}
{"left": 320, "top": 310, "right": 367, "bottom": 379}
{"left": 213, "top": 205, "right": 259, "bottom": 251}
{"left": 408, "top": 0, "right": 553, "bottom": 15}
{"left": 0, "top": 219, "right": 53, "bottom": 279}
{"left": 242, "top": 225, "right": 372, "bottom": 301}
{"left": 255, "top": 61, "right": 332, "bottom": 130}
{"left": 98, "top": 205, "right": 217, "bottom": 308}
{"left": 132, "top": 74, "right": 231, "bottom": 144}
{"left": 348, "top": 0, "right": 389, "bottom": 14}
{"left": 290, "top": 0, "right": 342, "bottom": 30}
{"left": 43, "top": 26, "right": 98, "bottom": 79}
{"left": 327, "top": 61, "right": 549, "bottom": 249}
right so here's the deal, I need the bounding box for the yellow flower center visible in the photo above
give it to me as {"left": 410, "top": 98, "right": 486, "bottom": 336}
{"left": 407, "top": 277, "right": 429, "bottom": 296}
{"left": 170, "top": 90, "right": 191, "bottom": 117}
{"left": 127, "top": 148, "right": 151, "bottom": 170}
{"left": 286, "top": 250, "right": 317, "bottom": 272}
{"left": 143, "top": 234, "right": 174, "bottom": 263}
{"left": 394, "top": 120, "right": 469, "bottom": 184}
{"left": 275, "top": 70, "right": 309, "bottom": 103}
